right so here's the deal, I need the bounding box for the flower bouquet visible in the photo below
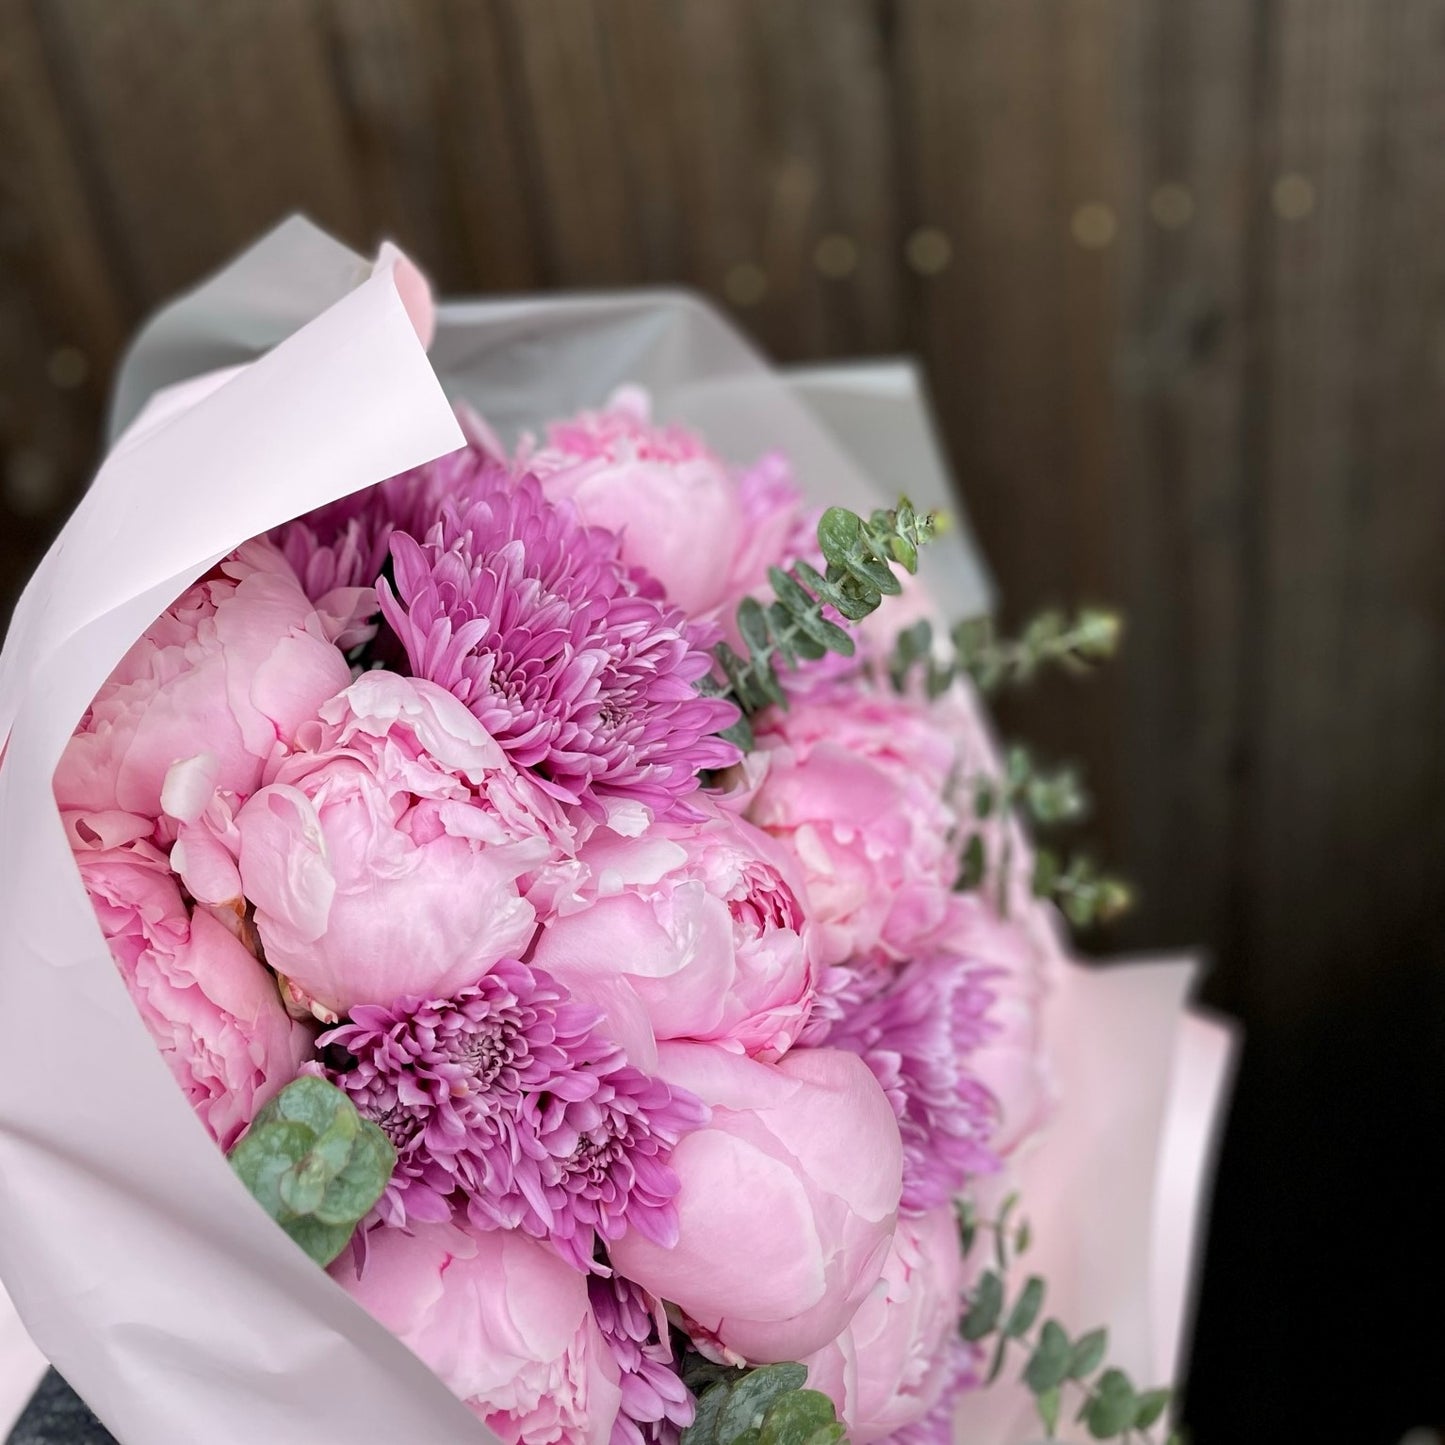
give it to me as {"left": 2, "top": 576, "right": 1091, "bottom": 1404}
{"left": 0, "top": 219, "right": 1231, "bottom": 1445}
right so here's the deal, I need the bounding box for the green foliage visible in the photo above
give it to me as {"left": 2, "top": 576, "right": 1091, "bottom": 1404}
{"left": 1032, "top": 850, "right": 1135, "bottom": 928}
{"left": 957, "top": 1195, "right": 1173, "bottom": 1443}
{"left": 680, "top": 1361, "right": 846, "bottom": 1445}
{"left": 953, "top": 742, "right": 1133, "bottom": 930}
{"left": 713, "top": 500, "right": 939, "bottom": 748}
{"left": 959, "top": 1268, "right": 1004, "bottom": 1341}
{"left": 1068, "top": 1329, "right": 1110, "bottom": 1380}
{"left": 228, "top": 1075, "right": 395, "bottom": 1267}
{"left": 890, "top": 607, "right": 1123, "bottom": 698}
{"left": 894, "top": 605, "right": 1132, "bottom": 929}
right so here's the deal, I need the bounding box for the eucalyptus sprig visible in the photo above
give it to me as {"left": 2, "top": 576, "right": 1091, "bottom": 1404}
{"left": 889, "top": 607, "right": 1123, "bottom": 700}
{"left": 957, "top": 1197, "right": 1176, "bottom": 1443}
{"left": 680, "top": 1359, "right": 846, "bottom": 1445}
{"left": 228, "top": 1075, "right": 395, "bottom": 1267}
{"left": 954, "top": 744, "right": 1133, "bottom": 928}
{"left": 712, "top": 500, "right": 939, "bottom": 749}
{"left": 1032, "top": 850, "right": 1135, "bottom": 929}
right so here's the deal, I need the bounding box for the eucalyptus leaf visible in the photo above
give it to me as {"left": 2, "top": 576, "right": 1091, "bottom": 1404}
{"left": 1133, "top": 1388, "right": 1171, "bottom": 1429}
{"left": 960, "top": 1269, "right": 1004, "bottom": 1341}
{"left": 280, "top": 1213, "right": 355, "bottom": 1268}
{"left": 717, "top": 1365, "right": 807, "bottom": 1445}
{"left": 683, "top": 1381, "right": 731, "bottom": 1445}
{"left": 817, "top": 507, "right": 862, "bottom": 557}
{"left": 1084, "top": 1369, "right": 1137, "bottom": 1439}
{"left": 712, "top": 499, "right": 938, "bottom": 728}
{"left": 1003, "top": 1276, "right": 1045, "bottom": 1339}
{"left": 261, "top": 1072, "right": 352, "bottom": 1135}
{"left": 984, "top": 1332, "right": 1009, "bottom": 1386}
{"left": 1067, "top": 1328, "right": 1108, "bottom": 1380}
{"left": 313, "top": 1117, "right": 394, "bottom": 1226}
{"left": 1023, "top": 1320, "right": 1072, "bottom": 1394}
{"left": 1034, "top": 1385, "right": 1062, "bottom": 1438}
{"left": 228, "top": 1076, "right": 395, "bottom": 1268}
{"left": 757, "top": 1390, "right": 838, "bottom": 1445}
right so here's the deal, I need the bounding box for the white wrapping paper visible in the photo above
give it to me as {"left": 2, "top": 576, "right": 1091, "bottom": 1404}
{"left": 0, "top": 217, "right": 1232, "bottom": 1443}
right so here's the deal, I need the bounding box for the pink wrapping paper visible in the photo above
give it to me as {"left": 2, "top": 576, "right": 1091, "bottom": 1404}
{"left": 0, "top": 218, "right": 1233, "bottom": 1443}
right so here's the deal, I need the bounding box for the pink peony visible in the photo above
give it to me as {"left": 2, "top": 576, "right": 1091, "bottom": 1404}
{"left": 334, "top": 1218, "right": 622, "bottom": 1445}
{"left": 800, "top": 1207, "right": 968, "bottom": 1443}
{"left": 53, "top": 538, "right": 352, "bottom": 825}
{"left": 524, "top": 388, "right": 745, "bottom": 619}
{"left": 71, "top": 820, "right": 311, "bottom": 1149}
{"left": 608, "top": 1042, "right": 901, "bottom": 1363}
{"left": 233, "top": 670, "right": 569, "bottom": 1017}
{"left": 524, "top": 390, "right": 814, "bottom": 635}
{"left": 530, "top": 800, "right": 820, "bottom": 1062}
{"left": 746, "top": 681, "right": 965, "bottom": 966}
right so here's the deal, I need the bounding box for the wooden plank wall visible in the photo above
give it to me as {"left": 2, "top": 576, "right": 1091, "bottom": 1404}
{"left": 2, "top": 2, "right": 1442, "bottom": 1435}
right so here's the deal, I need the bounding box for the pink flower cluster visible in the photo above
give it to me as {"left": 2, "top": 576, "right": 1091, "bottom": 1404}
{"left": 56, "top": 389, "right": 1057, "bottom": 1445}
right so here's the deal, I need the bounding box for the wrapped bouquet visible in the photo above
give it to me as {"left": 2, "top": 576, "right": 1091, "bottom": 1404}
{"left": 0, "top": 220, "right": 1231, "bottom": 1445}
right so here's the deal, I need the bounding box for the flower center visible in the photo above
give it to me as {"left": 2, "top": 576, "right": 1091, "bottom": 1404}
{"left": 459, "top": 1027, "right": 512, "bottom": 1087}
{"left": 728, "top": 869, "right": 797, "bottom": 937}
{"left": 569, "top": 1129, "right": 619, "bottom": 1184}
{"left": 374, "top": 1102, "right": 421, "bottom": 1150}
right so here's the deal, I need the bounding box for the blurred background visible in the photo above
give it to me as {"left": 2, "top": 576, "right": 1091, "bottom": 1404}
{"left": 1, "top": 3, "right": 1442, "bottom": 1440}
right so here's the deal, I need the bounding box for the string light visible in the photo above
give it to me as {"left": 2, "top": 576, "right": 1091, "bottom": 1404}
{"left": 905, "top": 227, "right": 952, "bottom": 276}
{"left": 1070, "top": 203, "right": 1117, "bottom": 249}
{"left": 1149, "top": 184, "right": 1195, "bottom": 229}
{"left": 1272, "top": 173, "right": 1316, "bottom": 221}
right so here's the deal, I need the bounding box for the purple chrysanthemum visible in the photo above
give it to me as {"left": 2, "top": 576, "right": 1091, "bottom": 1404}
{"left": 472, "top": 1037, "right": 708, "bottom": 1271}
{"left": 813, "top": 955, "right": 1001, "bottom": 1214}
{"left": 274, "top": 458, "right": 464, "bottom": 599}
{"left": 317, "top": 959, "right": 595, "bottom": 1227}
{"left": 373, "top": 445, "right": 739, "bottom": 815}
{"left": 318, "top": 958, "right": 706, "bottom": 1270}
{"left": 590, "top": 1273, "right": 694, "bottom": 1445}
{"left": 883, "top": 1338, "right": 981, "bottom": 1445}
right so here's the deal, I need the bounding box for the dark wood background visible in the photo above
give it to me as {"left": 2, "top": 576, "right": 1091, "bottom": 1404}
{"left": 2, "top": 3, "right": 1442, "bottom": 1439}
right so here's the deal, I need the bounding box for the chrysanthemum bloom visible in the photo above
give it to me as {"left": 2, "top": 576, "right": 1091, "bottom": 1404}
{"left": 317, "top": 959, "right": 596, "bottom": 1226}
{"left": 811, "top": 953, "right": 1000, "bottom": 1215}
{"left": 378, "top": 445, "right": 740, "bottom": 817}
{"left": 272, "top": 454, "right": 478, "bottom": 646}
{"left": 319, "top": 958, "right": 706, "bottom": 1271}
{"left": 488, "top": 1035, "right": 709, "bottom": 1272}
{"left": 273, "top": 442, "right": 488, "bottom": 595}
{"left": 588, "top": 1272, "right": 694, "bottom": 1445}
